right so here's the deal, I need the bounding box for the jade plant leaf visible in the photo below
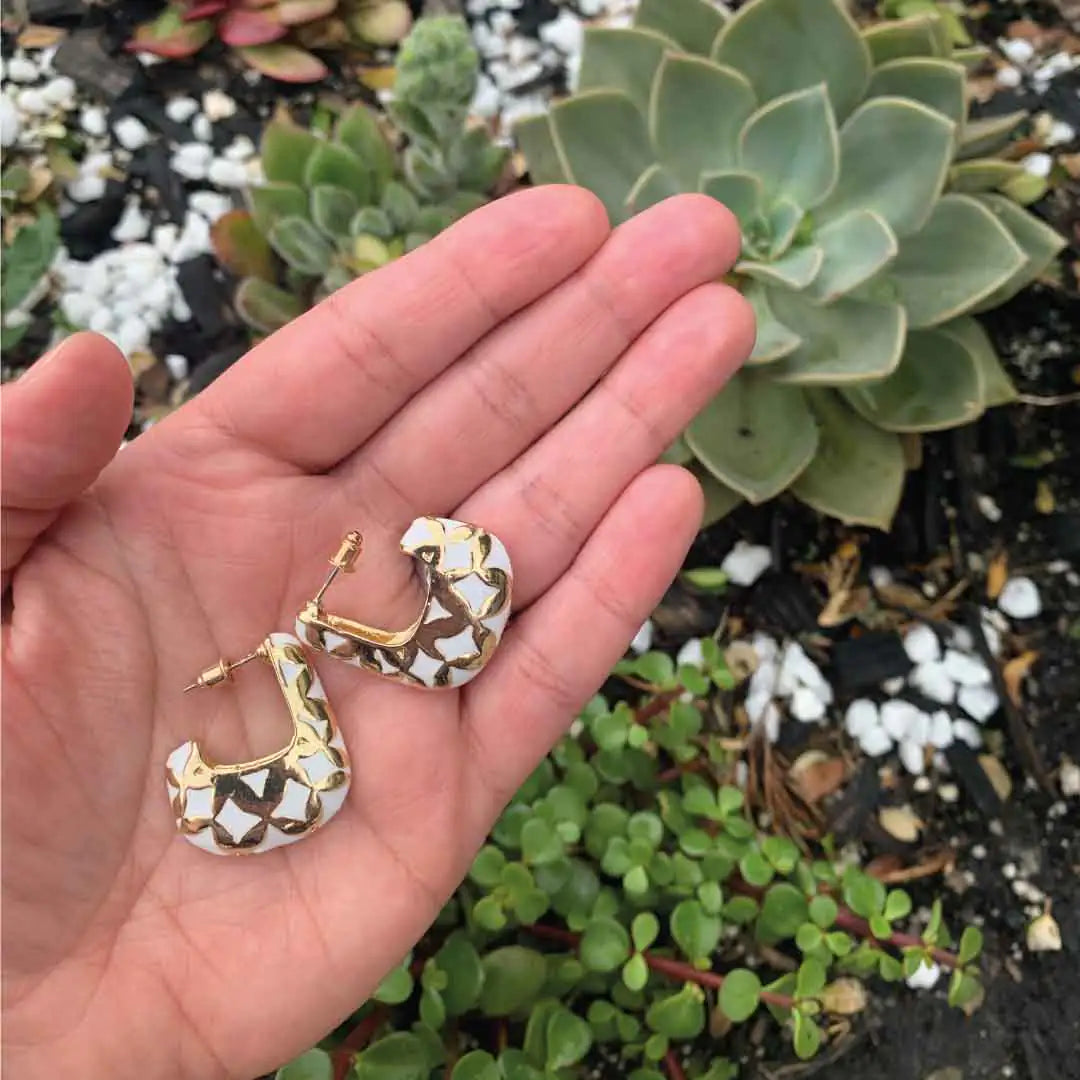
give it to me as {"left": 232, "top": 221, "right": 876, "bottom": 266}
{"left": 549, "top": 91, "right": 655, "bottom": 223}
{"left": 686, "top": 372, "right": 819, "bottom": 502}
{"left": 866, "top": 58, "right": 966, "bottom": 131}
{"left": 806, "top": 209, "right": 898, "bottom": 302}
{"left": 651, "top": 55, "right": 756, "bottom": 186}
{"left": 634, "top": 0, "right": 727, "bottom": 56}
{"left": 713, "top": 0, "right": 870, "bottom": 121}
{"left": 886, "top": 194, "right": 1025, "bottom": 326}
{"left": 844, "top": 326, "right": 983, "bottom": 432}
{"left": 790, "top": 389, "right": 906, "bottom": 528}
{"left": 769, "top": 293, "right": 906, "bottom": 384}
{"left": 738, "top": 84, "right": 839, "bottom": 209}
{"left": 700, "top": 170, "right": 763, "bottom": 229}
{"left": 819, "top": 97, "right": 954, "bottom": 237}
{"left": 862, "top": 15, "right": 945, "bottom": 64}
{"left": 938, "top": 316, "right": 1017, "bottom": 407}
{"left": 578, "top": 27, "right": 674, "bottom": 115}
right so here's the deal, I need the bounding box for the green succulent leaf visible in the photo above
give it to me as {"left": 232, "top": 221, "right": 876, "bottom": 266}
{"left": 260, "top": 121, "right": 320, "bottom": 186}
{"left": 310, "top": 185, "right": 359, "bottom": 239}
{"left": 957, "top": 110, "right": 1026, "bottom": 160}
{"left": 743, "top": 282, "right": 801, "bottom": 364}
{"left": 646, "top": 984, "right": 706, "bottom": 1039}
{"left": 545, "top": 1006, "right": 593, "bottom": 1070}
{"left": 718, "top": 968, "right": 761, "bottom": 1022}
{"left": 958, "top": 926, "right": 984, "bottom": 965}
{"left": 625, "top": 164, "right": 683, "bottom": 215}
{"left": 514, "top": 113, "right": 569, "bottom": 186}
{"left": 651, "top": 54, "right": 756, "bottom": 187}
{"left": 806, "top": 209, "right": 898, "bottom": 302}
{"left": 766, "top": 198, "right": 804, "bottom": 257}
{"left": 739, "top": 245, "right": 823, "bottom": 290}
{"left": 819, "top": 97, "right": 954, "bottom": 238}
{"left": 304, "top": 142, "right": 373, "bottom": 204}
{"left": 549, "top": 91, "right": 655, "bottom": 223}
{"left": 862, "top": 15, "right": 945, "bottom": 64}
{"left": 700, "top": 170, "right": 763, "bottom": 229}
{"left": 276, "top": 1048, "right": 333, "bottom": 1080}
{"left": 790, "top": 390, "right": 906, "bottom": 529}
{"left": 686, "top": 372, "right": 818, "bottom": 503}
{"left": 970, "top": 194, "right": 1066, "bottom": 311}
{"left": 634, "top": 0, "right": 727, "bottom": 56}
{"left": 758, "top": 883, "right": 810, "bottom": 941}
{"left": 844, "top": 325, "right": 983, "bottom": 432}
{"left": 949, "top": 159, "right": 1027, "bottom": 195}
{"left": 268, "top": 216, "right": 335, "bottom": 275}
{"left": 792, "top": 1010, "right": 822, "bottom": 1060}
{"left": 578, "top": 27, "right": 674, "bottom": 115}
{"left": 712, "top": 0, "right": 870, "bottom": 122}
{"left": 478, "top": 947, "right": 548, "bottom": 1016}
{"left": 937, "top": 316, "right": 1016, "bottom": 407}
{"left": 580, "top": 918, "right": 631, "bottom": 973}
{"left": 696, "top": 467, "right": 746, "bottom": 525}
{"left": 354, "top": 1031, "right": 445, "bottom": 1080}
{"left": 866, "top": 58, "right": 966, "bottom": 131}
{"left": 887, "top": 194, "right": 1026, "bottom": 327}
{"left": 435, "top": 932, "right": 485, "bottom": 1015}
{"left": 450, "top": 1051, "right": 500, "bottom": 1080}
{"left": 768, "top": 292, "right": 906, "bottom": 384}
{"left": 670, "top": 899, "right": 722, "bottom": 961}
{"left": 739, "top": 84, "right": 839, "bottom": 210}
{"left": 335, "top": 104, "right": 394, "bottom": 196}
{"left": 234, "top": 277, "right": 304, "bottom": 333}
{"left": 248, "top": 182, "right": 309, "bottom": 236}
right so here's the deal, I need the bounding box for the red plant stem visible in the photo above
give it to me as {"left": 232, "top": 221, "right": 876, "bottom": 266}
{"left": 635, "top": 689, "right": 683, "bottom": 726}
{"left": 523, "top": 923, "right": 795, "bottom": 1008}
{"left": 831, "top": 908, "right": 959, "bottom": 969}
{"left": 664, "top": 1048, "right": 687, "bottom": 1080}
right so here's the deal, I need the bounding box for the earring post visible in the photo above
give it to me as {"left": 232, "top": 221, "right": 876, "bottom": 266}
{"left": 183, "top": 646, "right": 266, "bottom": 692}
{"left": 311, "top": 531, "right": 363, "bottom": 608}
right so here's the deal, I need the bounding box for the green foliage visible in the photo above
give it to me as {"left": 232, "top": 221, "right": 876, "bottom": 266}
{"left": 289, "top": 649, "right": 982, "bottom": 1077}
{"left": 1, "top": 210, "right": 60, "bottom": 352}
{"left": 217, "top": 16, "right": 506, "bottom": 334}
{"left": 516, "top": 0, "right": 1065, "bottom": 529}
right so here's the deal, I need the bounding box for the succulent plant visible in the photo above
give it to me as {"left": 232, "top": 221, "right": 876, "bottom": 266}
{"left": 215, "top": 17, "right": 508, "bottom": 334}
{"left": 517, "top": 0, "right": 1065, "bottom": 529}
{"left": 1, "top": 207, "right": 59, "bottom": 353}
{"left": 127, "top": 0, "right": 413, "bottom": 82}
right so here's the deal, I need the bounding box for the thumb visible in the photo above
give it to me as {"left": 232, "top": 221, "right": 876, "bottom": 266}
{"left": 2, "top": 332, "right": 133, "bottom": 588}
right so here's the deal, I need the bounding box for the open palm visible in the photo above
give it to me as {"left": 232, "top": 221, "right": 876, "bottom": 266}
{"left": 1, "top": 188, "right": 751, "bottom": 1080}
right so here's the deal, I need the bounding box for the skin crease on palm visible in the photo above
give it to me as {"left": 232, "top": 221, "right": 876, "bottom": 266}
{"left": 0, "top": 187, "right": 753, "bottom": 1080}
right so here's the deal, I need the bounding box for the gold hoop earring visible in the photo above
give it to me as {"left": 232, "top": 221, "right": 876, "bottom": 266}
{"left": 166, "top": 633, "right": 350, "bottom": 855}
{"left": 296, "top": 516, "right": 512, "bottom": 689}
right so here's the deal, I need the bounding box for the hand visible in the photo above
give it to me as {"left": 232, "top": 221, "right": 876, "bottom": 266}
{"left": 1, "top": 187, "right": 751, "bottom": 1080}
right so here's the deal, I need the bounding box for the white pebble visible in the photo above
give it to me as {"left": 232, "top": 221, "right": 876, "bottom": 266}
{"left": 0, "top": 93, "right": 20, "bottom": 147}
{"left": 165, "top": 96, "right": 200, "bottom": 123}
{"left": 40, "top": 76, "right": 76, "bottom": 108}
{"left": 776, "top": 641, "right": 833, "bottom": 703}
{"left": 6, "top": 56, "right": 39, "bottom": 83}
{"left": 539, "top": 10, "right": 584, "bottom": 55}
{"left": 67, "top": 174, "right": 106, "bottom": 202}
{"left": 116, "top": 314, "right": 150, "bottom": 354}
{"left": 207, "top": 158, "right": 249, "bottom": 188}
{"left": 909, "top": 660, "right": 956, "bottom": 704}
{"left": 844, "top": 699, "right": 878, "bottom": 739}
{"left": 882, "top": 675, "right": 905, "bottom": 696}
{"left": 223, "top": 134, "right": 256, "bottom": 161}
{"left": 80, "top": 104, "right": 107, "bottom": 136}
{"left": 906, "top": 960, "right": 942, "bottom": 990}
{"left": 165, "top": 353, "right": 189, "bottom": 380}
{"left": 88, "top": 307, "right": 114, "bottom": 334}
{"left": 170, "top": 210, "right": 212, "bottom": 263}
{"left": 171, "top": 142, "right": 214, "bottom": 181}
{"left": 1060, "top": 760, "right": 1080, "bottom": 798}
{"left": 113, "top": 115, "right": 151, "bottom": 151}
{"left": 908, "top": 710, "right": 932, "bottom": 746}
{"left": 201, "top": 89, "right": 236, "bottom": 122}
{"left": 58, "top": 291, "right": 98, "bottom": 327}
{"left": 881, "top": 699, "right": 922, "bottom": 742}
{"left": 939, "top": 782, "right": 959, "bottom": 803}
{"left": 676, "top": 638, "right": 704, "bottom": 669}
{"left": 111, "top": 201, "right": 150, "bottom": 242}
{"left": 470, "top": 74, "right": 500, "bottom": 119}
{"left": 16, "top": 88, "right": 50, "bottom": 115}
{"left": 859, "top": 725, "right": 894, "bottom": 758}
{"left": 1000, "top": 38, "right": 1034, "bottom": 65}
{"left": 192, "top": 113, "right": 213, "bottom": 142}
{"left": 958, "top": 684, "right": 1000, "bottom": 723}
{"left": 171, "top": 293, "right": 192, "bottom": 321}
{"left": 903, "top": 624, "right": 941, "bottom": 664}
{"left": 942, "top": 649, "right": 992, "bottom": 688}
{"left": 152, "top": 223, "right": 179, "bottom": 257}
{"left": 952, "top": 718, "right": 982, "bottom": 749}
{"left": 629, "top": 619, "right": 653, "bottom": 655}
{"left": 1021, "top": 151, "right": 1052, "bottom": 178}
{"left": 760, "top": 700, "right": 781, "bottom": 744}
{"left": 998, "top": 576, "right": 1041, "bottom": 619}
{"left": 995, "top": 65, "right": 1022, "bottom": 89}
{"left": 751, "top": 632, "right": 778, "bottom": 663}
{"left": 188, "top": 189, "right": 233, "bottom": 222}
{"left": 928, "top": 710, "right": 954, "bottom": 749}
{"left": 1046, "top": 120, "right": 1075, "bottom": 146}
{"left": 720, "top": 541, "right": 772, "bottom": 587}
{"left": 899, "top": 739, "right": 925, "bottom": 775}
{"left": 790, "top": 686, "right": 826, "bottom": 723}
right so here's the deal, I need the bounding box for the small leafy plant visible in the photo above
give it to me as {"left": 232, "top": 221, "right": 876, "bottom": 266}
{"left": 516, "top": 0, "right": 1065, "bottom": 529}
{"left": 126, "top": 0, "right": 413, "bottom": 82}
{"left": 1, "top": 207, "right": 59, "bottom": 353}
{"left": 214, "top": 17, "right": 507, "bottom": 333}
{"left": 274, "top": 644, "right": 984, "bottom": 1078}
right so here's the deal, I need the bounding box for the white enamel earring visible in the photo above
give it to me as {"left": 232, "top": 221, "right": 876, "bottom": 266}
{"left": 296, "top": 516, "right": 513, "bottom": 689}
{"left": 166, "top": 633, "right": 350, "bottom": 855}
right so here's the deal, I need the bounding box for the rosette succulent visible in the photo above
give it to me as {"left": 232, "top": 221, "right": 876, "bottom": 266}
{"left": 216, "top": 17, "right": 507, "bottom": 333}
{"left": 517, "top": 0, "right": 1065, "bottom": 528}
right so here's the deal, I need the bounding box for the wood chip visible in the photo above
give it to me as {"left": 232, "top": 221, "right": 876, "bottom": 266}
{"left": 979, "top": 754, "right": 1013, "bottom": 801}
{"left": 17, "top": 24, "right": 67, "bottom": 48}
{"left": 790, "top": 752, "right": 847, "bottom": 804}
{"left": 987, "top": 551, "right": 1009, "bottom": 600}
{"left": 878, "top": 804, "right": 924, "bottom": 843}
{"left": 820, "top": 978, "right": 868, "bottom": 1015}
{"left": 1003, "top": 650, "right": 1038, "bottom": 707}
{"left": 867, "top": 848, "right": 955, "bottom": 883}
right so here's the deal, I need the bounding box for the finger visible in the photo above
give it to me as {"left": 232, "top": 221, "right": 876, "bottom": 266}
{"left": 336, "top": 195, "right": 741, "bottom": 519}
{"left": 192, "top": 186, "right": 610, "bottom": 472}
{"left": 458, "top": 281, "right": 754, "bottom": 608}
{"left": 1, "top": 333, "right": 132, "bottom": 588}
{"left": 462, "top": 465, "right": 703, "bottom": 822}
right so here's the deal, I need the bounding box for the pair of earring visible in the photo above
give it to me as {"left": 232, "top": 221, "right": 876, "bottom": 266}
{"left": 165, "top": 516, "right": 512, "bottom": 856}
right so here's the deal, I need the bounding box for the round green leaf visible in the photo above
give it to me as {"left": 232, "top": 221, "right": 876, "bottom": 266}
{"left": 758, "top": 883, "right": 810, "bottom": 939}
{"left": 578, "top": 27, "right": 673, "bottom": 115}
{"left": 867, "top": 57, "right": 966, "bottom": 130}
{"left": 806, "top": 209, "right": 898, "bottom": 303}
{"left": 470, "top": 845, "right": 506, "bottom": 888}
{"left": 958, "top": 925, "right": 984, "bottom": 965}
{"left": 651, "top": 54, "right": 756, "bottom": 187}
{"left": 739, "top": 84, "right": 839, "bottom": 209}
{"left": 451, "top": 1051, "right": 500, "bottom": 1080}
{"left": 260, "top": 120, "right": 319, "bottom": 186}
{"left": 795, "top": 957, "right": 827, "bottom": 998}
{"left": 841, "top": 868, "right": 886, "bottom": 919}
{"left": 632, "top": 911, "right": 661, "bottom": 952}
{"left": 374, "top": 963, "right": 414, "bottom": 1005}
{"left": 723, "top": 896, "right": 759, "bottom": 924}
{"left": 671, "top": 899, "right": 722, "bottom": 961}
{"left": 792, "top": 1010, "right": 822, "bottom": 1059}
{"left": 310, "top": 184, "right": 359, "bottom": 239}
{"left": 276, "top": 1048, "right": 333, "bottom": 1080}
{"left": 762, "top": 836, "right": 800, "bottom": 874}
{"left": 248, "top": 181, "right": 309, "bottom": 236}
{"left": 713, "top": 0, "right": 870, "bottom": 121}
{"left": 795, "top": 922, "right": 823, "bottom": 952}
{"left": 739, "top": 850, "right": 775, "bottom": 887}
{"left": 844, "top": 324, "right": 984, "bottom": 432}
{"left": 545, "top": 1007, "right": 593, "bottom": 1070}
{"left": 478, "top": 947, "right": 548, "bottom": 1016}
{"left": 436, "top": 932, "right": 485, "bottom": 1016}
{"left": 887, "top": 194, "right": 1026, "bottom": 326}
{"left": 635, "top": 0, "right": 726, "bottom": 56}
{"left": 789, "top": 389, "right": 906, "bottom": 529}
{"left": 622, "top": 951, "right": 649, "bottom": 991}
{"left": 354, "top": 1032, "right": 444, "bottom": 1080}
{"left": 696, "top": 467, "right": 745, "bottom": 525}
{"left": 718, "top": 968, "right": 761, "bottom": 1022}
{"left": 580, "top": 917, "right": 631, "bottom": 973}
{"left": 884, "top": 889, "right": 913, "bottom": 921}
{"left": 646, "top": 983, "right": 707, "bottom": 1038}
{"left": 515, "top": 113, "right": 569, "bottom": 186}
{"left": 686, "top": 371, "right": 818, "bottom": 503}
{"left": 809, "top": 894, "right": 839, "bottom": 929}
{"left": 550, "top": 91, "right": 655, "bottom": 224}
{"left": 819, "top": 97, "right": 954, "bottom": 238}
{"left": 521, "top": 818, "right": 564, "bottom": 865}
